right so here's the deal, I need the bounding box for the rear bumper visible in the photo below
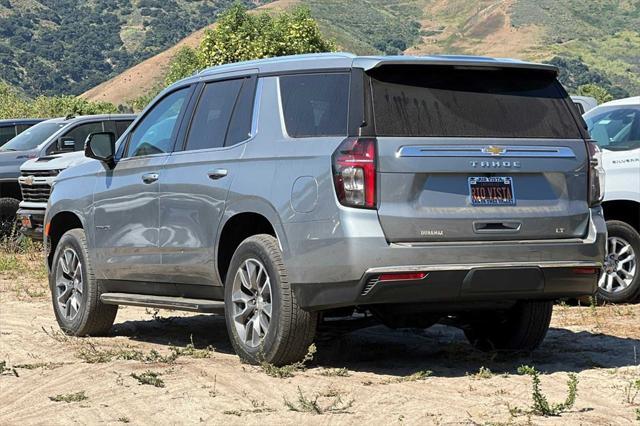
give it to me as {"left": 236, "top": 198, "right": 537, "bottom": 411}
{"left": 284, "top": 207, "right": 606, "bottom": 311}
{"left": 16, "top": 207, "right": 45, "bottom": 240}
{"left": 292, "top": 263, "right": 599, "bottom": 311}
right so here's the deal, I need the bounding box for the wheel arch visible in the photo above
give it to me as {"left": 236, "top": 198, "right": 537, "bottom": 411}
{"left": 46, "top": 210, "right": 85, "bottom": 269}
{"left": 602, "top": 199, "right": 640, "bottom": 232}
{"left": 216, "top": 201, "right": 288, "bottom": 286}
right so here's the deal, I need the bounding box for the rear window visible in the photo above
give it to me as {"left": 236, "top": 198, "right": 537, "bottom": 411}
{"left": 280, "top": 73, "right": 350, "bottom": 138}
{"left": 0, "top": 125, "right": 16, "bottom": 146}
{"left": 369, "top": 65, "right": 582, "bottom": 139}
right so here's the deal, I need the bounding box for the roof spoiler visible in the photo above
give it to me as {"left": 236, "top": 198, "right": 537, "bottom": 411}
{"left": 354, "top": 56, "right": 558, "bottom": 74}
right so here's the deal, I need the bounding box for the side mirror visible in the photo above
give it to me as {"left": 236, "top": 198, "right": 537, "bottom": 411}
{"left": 58, "top": 137, "right": 76, "bottom": 152}
{"left": 85, "top": 132, "right": 116, "bottom": 168}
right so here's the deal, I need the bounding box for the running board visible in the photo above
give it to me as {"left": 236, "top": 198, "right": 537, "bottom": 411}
{"left": 100, "top": 293, "right": 225, "bottom": 313}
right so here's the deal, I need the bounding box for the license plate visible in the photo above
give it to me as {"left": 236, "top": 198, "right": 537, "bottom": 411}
{"left": 469, "top": 177, "right": 515, "bottom": 206}
{"left": 20, "top": 215, "right": 32, "bottom": 228}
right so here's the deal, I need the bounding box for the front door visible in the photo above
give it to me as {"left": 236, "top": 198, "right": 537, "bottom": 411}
{"left": 92, "top": 87, "right": 193, "bottom": 281}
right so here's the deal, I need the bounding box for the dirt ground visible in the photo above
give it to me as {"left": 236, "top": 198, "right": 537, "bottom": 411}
{"left": 1, "top": 253, "right": 639, "bottom": 425}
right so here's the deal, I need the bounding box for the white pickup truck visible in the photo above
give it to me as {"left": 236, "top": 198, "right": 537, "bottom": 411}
{"left": 584, "top": 96, "right": 640, "bottom": 303}
{"left": 17, "top": 115, "right": 135, "bottom": 239}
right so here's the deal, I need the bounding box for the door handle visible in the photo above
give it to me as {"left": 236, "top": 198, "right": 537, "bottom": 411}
{"left": 141, "top": 173, "right": 159, "bottom": 184}
{"left": 208, "top": 169, "right": 228, "bottom": 180}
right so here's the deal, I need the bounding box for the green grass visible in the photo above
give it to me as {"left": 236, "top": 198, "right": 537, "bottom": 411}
{"left": 283, "top": 386, "right": 353, "bottom": 414}
{"left": 131, "top": 370, "right": 165, "bottom": 388}
{"left": 49, "top": 391, "right": 88, "bottom": 403}
{"left": 516, "top": 365, "right": 578, "bottom": 416}
{"left": 260, "top": 344, "right": 316, "bottom": 378}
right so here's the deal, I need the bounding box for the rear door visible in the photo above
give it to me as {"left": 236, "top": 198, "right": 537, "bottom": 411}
{"left": 158, "top": 76, "right": 256, "bottom": 286}
{"left": 368, "top": 65, "right": 590, "bottom": 242}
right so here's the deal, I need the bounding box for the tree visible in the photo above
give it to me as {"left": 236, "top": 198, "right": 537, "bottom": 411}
{"left": 164, "top": 46, "right": 202, "bottom": 86}
{"left": 577, "top": 84, "right": 614, "bottom": 105}
{"left": 164, "top": 4, "right": 335, "bottom": 86}
{"left": 0, "top": 81, "right": 117, "bottom": 119}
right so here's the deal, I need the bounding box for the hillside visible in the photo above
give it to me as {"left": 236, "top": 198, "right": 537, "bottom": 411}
{"left": 2, "top": 0, "right": 637, "bottom": 103}
{"left": 82, "top": 0, "right": 298, "bottom": 104}
{"left": 83, "top": 0, "right": 639, "bottom": 105}
{"left": 0, "top": 0, "right": 271, "bottom": 97}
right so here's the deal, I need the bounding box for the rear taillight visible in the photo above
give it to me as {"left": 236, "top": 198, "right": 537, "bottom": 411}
{"left": 586, "top": 140, "right": 605, "bottom": 206}
{"left": 332, "top": 137, "right": 377, "bottom": 209}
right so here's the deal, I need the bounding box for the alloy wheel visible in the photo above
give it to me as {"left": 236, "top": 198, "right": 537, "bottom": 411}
{"left": 55, "top": 248, "right": 84, "bottom": 320}
{"left": 231, "top": 258, "right": 273, "bottom": 348}
{"left": 599, "top": 236, "right": 637, "bottom": 294}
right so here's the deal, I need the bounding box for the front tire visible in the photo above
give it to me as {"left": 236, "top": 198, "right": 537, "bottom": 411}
{"left": 224, "top": 234, "right": 317, "bottom": 366}
{"left": 50, "top": 228, "right": 117, "bottom": 336}
{"left": 0, "top": 197, "right": 19, "bottom": 239}
{"left": 463, "top": 300, "right": 553, "bottom": 352}
{"left": 597, "top": 220, "right": 640, "bottom": 304}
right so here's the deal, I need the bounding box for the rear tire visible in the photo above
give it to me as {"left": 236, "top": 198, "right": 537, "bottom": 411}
{"left": 224, "top": 234, "right": 317, "bottom": 366}
{"left": 597, "top": 220, "right": 640, "bottom": 304}
{"left": 463, "top": 300, "right": 553, "bottom": 352}
{"left": 50, "top": 228, "right": 117, "bottom": 336}
{"left": 0, "top": 197, "right": 19, "bottom": 239}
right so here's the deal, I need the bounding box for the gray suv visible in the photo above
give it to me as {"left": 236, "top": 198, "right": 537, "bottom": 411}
{"left": 45, "top": 53, "right": 606, "bottom": 365}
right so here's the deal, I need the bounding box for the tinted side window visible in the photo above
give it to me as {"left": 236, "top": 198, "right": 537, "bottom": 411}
{"left": 280, "top": 73, "right": 350, "bottom": 138}
{"left": 127, "top": 88, "right": 190, "bottom": 158}
{"left": 115, "top": 120, "right": 133, "bottom": 138}
{"left": 0, "top": 125, "right": 16, "bottom": 146}
{"left": 185, "top": 79, "right": 243, "bottom": 151}
{"left": 63, "top": 121, "right": 104, "bottom": 151}
{"left": 226, "top": 78, "right": 256, "bottom": 146}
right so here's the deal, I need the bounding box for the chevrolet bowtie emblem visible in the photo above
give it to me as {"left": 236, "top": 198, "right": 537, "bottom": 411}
{"left": 483, "top": 145, "right": 506, "bottom": 156}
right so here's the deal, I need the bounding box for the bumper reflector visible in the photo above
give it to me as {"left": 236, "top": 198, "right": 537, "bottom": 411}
{"left": 573, "top": 267, "right": 599, "bottom": 275}
{"left": 378, "top": 272, "right": 428, "bottom": 282}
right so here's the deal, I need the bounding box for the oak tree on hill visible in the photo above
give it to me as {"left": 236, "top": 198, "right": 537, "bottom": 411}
{"left": 165, "top": 4, "right": 335, "bottom": 86}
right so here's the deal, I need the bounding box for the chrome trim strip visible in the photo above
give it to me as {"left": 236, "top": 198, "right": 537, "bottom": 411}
{"left": 392, "top": 237, "right": 587, "bottom": 247}
{"left": 397, "top": 145, "right": 576, "bottom": 158}
{"left": 367, "top": 261, "right": 602, "bottom": 274}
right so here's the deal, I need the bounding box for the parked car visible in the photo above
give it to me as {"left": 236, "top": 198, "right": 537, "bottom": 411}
{"left": 0, "top": 118, "right": 45, "bottom": 148}
{"left": 571, "top": 96, "right": 598, "bottom": 114}
{"left": 0, "top": 115, "right": 135, "bottom": 238}
{"left": 584, "top": 96, "right": 640, "bottom": 303}
{"left": 18, "top": 117, "right": 136, "bottom": 240}
{"left": 45, "top": 53, "right": 606, "bottom": 365}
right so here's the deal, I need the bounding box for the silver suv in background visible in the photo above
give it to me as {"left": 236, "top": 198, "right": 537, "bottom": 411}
{"left": 45, "top": 53, "right": 606, "bottom": 365}
{"left": 17, "top": 115, "right": 135, "bottom": 239}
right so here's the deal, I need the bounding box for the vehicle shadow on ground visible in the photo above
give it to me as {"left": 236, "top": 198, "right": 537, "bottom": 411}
{"left": 110, "top": 314, "right": 639, "bottom": 378}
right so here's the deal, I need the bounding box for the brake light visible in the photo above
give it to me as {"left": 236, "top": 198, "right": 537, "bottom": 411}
{"left": 586, "top": 140, "right": 605, "bottom": 206}
{"left": 332, "top": 138, "right": 377, "bottom": 208}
